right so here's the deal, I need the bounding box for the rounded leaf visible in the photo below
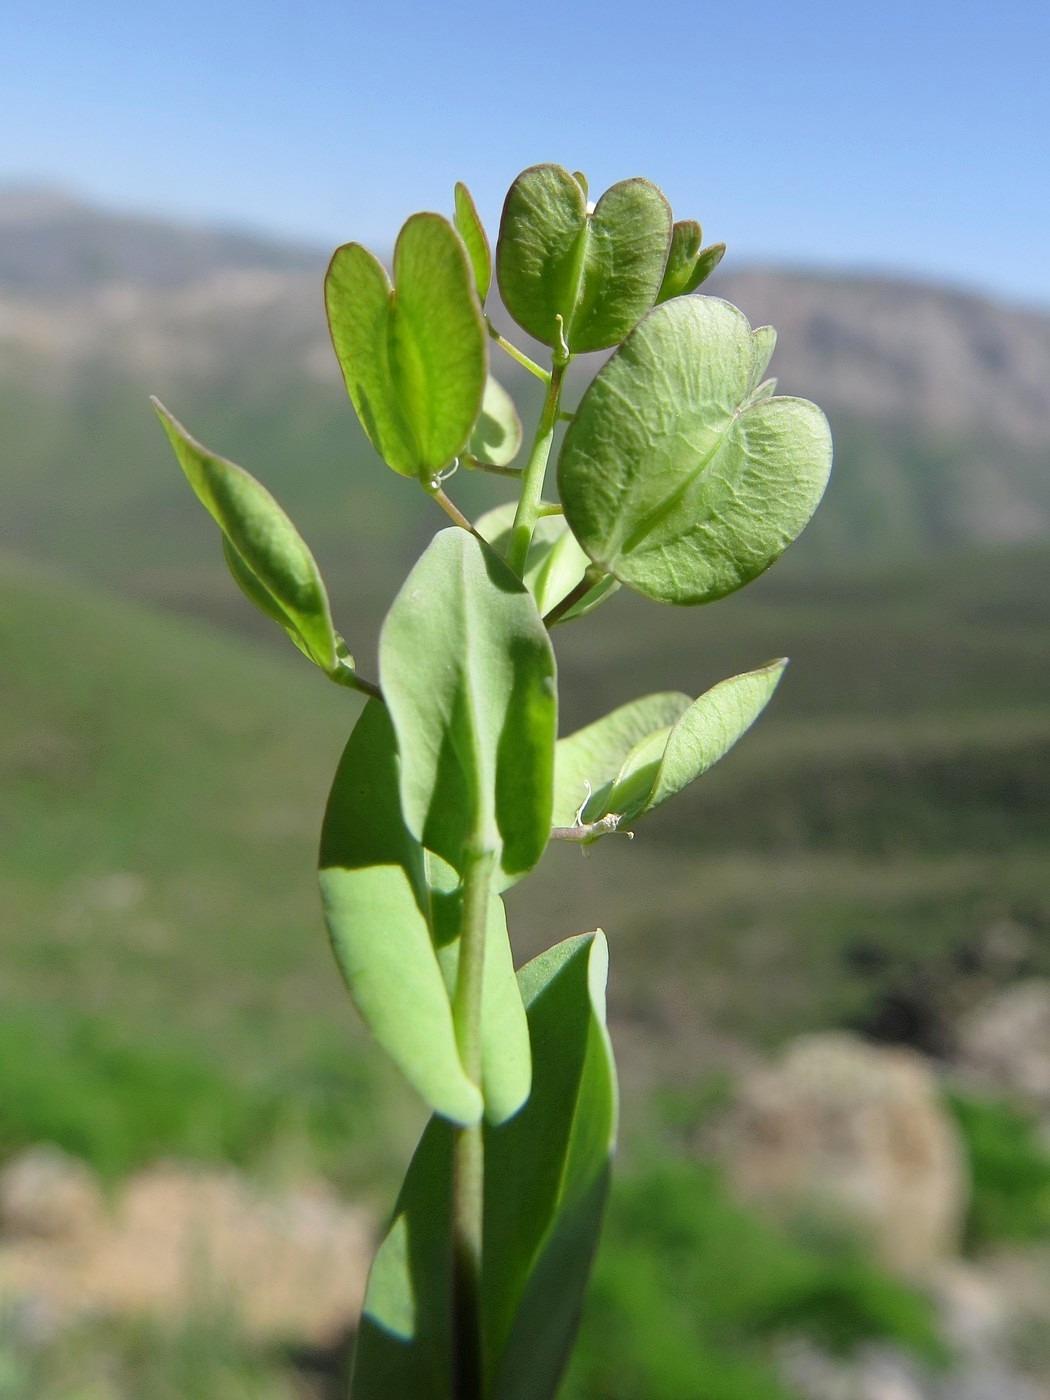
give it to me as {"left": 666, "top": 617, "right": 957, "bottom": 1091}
{"left": 557, "top": 296, "right": 833, "bottom": 605}
{"left": 496, "top": 164, "right": 672, "bottom": 354}
{"left": 469, "top": 377, "right": 522, "bottom": 468}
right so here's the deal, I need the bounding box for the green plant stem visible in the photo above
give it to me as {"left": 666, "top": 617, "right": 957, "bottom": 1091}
{"left": 542, "top": 564, "right": 606, "bottom": 626}
{"left": 328, "top": 666, "right": 384, "bottom": 700}
{"left": 486, "top": 319, "right": 550, "bottom": 383}
{"left": 506, "top": 359, "right": 567, "bottom": 577}
{"left": 427, "top": 484, "right": 475, "bottom": 532}
{"left": 460, "top": 453, "right": 524, "bottom": 479}
{"left": 451, "top": 846, "right": 496, "bottom": 1400}
{"left": 550, "top": 813, "right": 630, "bottom": 841}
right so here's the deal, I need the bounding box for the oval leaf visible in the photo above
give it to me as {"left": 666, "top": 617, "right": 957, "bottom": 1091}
{"left": 153, "top": 400, "right": 340, "bottom": 671}
{"left": 496, "top": 164, "right": 672, "bottom": 354}
{"left": 469, "top": 377, "right": 523, "bottom": 468}
{"left": 325, "top": 213, "right": 486, "bottom": 479}
{"left": 379, "top": 529, "right": 556, "bottom": 879}
{"left": 600, "top": 660, "right": 787, "bottom": 822}
{"left": 454, "top": 181, "right": 492, "bottom": 303}
{"left": 553, "top": 692, "right": 691, "bottom": 828}
{"left": 350, "top": 932, "right": 617, "bottom": 1400}
{"left": 319, "top": 701, "right": 483, "bottom": 1126}
{"left": 643, "top": 658, "right": 787, "bottom": 813}
{"left": 557, "top": 296, "right": 833, "bottom": 605}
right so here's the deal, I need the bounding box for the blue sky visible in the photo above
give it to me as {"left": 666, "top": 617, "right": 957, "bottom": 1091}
{"left": 5, "top": 0, "right": 1048, "bottom": 305}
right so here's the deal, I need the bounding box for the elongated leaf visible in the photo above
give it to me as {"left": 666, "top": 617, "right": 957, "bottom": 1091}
{"left": 379, "top": 529, "right": 556, "bottom": 879}
{"left": 319, "top": 701, "right": 482, "bottom": 1126}
{"left": 552, "top": 692, "right": 691, "bottom": 827}
{"left": 602, "top": 660, "right": 787, "bottom": 822}
{"left": 558, "top": 296, "right": 832, "bottom": 604}
{"left": 350, "top": 1119, "right": 455, "bottom": 1400}
{"left": 351, "top": 932, "right": 617, "bottom": 1400}
{"left": 687, "top": 240, "right": 726, "bottom": 291}
{"left": 484, "top": 932, "right": 617, "bottom": 1400}
{"left": 469, "top": 377, "right": 522, "bottom": 468}
{"left": 426, "top": 851, "right": 531, "bottom": 1126}
{"left": 496, "top": 164, "right": 672, "bottom": 353}
{"left": 454, "top": 181, "right": 492, "bottom": 302}
{"left": 645, "top": 658, "right": 786, "bottom": 808}
{"left": 153, "top": 400, "right": 341, "bottom": 672}
{"left": 326, "top": 213, "right": 486, "bottom": 479}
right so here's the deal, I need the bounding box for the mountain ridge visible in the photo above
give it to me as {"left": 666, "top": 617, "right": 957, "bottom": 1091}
{"left": 1, "top": 185, "right": 1048, "bottom": 606}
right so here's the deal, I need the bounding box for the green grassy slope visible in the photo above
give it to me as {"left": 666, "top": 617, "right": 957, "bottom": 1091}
{"left": 0, "top": 550, "right": 419, "bottom": 1189}
{"left": 517, "top": 540, "right": 1050, "bottom": 1056}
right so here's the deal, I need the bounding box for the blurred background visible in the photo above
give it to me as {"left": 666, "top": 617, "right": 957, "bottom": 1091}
{"left": 2, "top": 1, "right": 1049, "bottom": 1396}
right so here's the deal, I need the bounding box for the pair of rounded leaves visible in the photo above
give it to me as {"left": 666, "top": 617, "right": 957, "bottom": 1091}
{"left": 325, "top": 213, "right": 486, "bottom": 479}
{"left": 351, "top": 931, "right": 616, "bottom": 1400}
{"left": 496, "top": 164, "right": 672, "bottom": 354}
{"left": 152, "top": 399, "right": 347, "bottom": 677}
{"left": 552, "top": 660, "right": 787, "bottom": 832}
{"left": 558, "top": 296, "right": 833, "bottom": 605}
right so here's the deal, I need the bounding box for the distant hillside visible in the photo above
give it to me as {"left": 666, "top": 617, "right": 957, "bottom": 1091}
{"left": 0, "top": 185, "right": 316, "bottom": 295}
{"left": 1, "top": 185, "right": 1049, "bottom": 620}
{"left": 715, "top": 268, "right": 1050, "bottom": 454}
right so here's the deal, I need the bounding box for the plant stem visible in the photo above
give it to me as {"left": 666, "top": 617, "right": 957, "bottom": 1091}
{"left": 542, "top": 564, "right": 606, "bottom": 627}
{"left": 551, "top": 813, "right": 632, "bottom": 842}
{"left": 428, "top": 485, "right": 475, "bottom": 532}
{"left": 330, "top": 668, "right": 383, "bottom": 700}
{"left": 505, "top": 359, "right": 567, "bottom": 577}
{"left": 451, "top": 846, "right": 495, "bottom": 1400}
{"left": 460, "top": 453, "right": 524, "bottom": 479}
{"left": 486, "top": 319, "right": 550, "bottom": 383}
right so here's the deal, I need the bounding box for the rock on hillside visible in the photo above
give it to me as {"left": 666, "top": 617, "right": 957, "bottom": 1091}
{"left": 0, "top": 1146, "right": 372, "bottom": 1346}
{"left": 717, "top": 1033, "right": 969, "bottom": 1274}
